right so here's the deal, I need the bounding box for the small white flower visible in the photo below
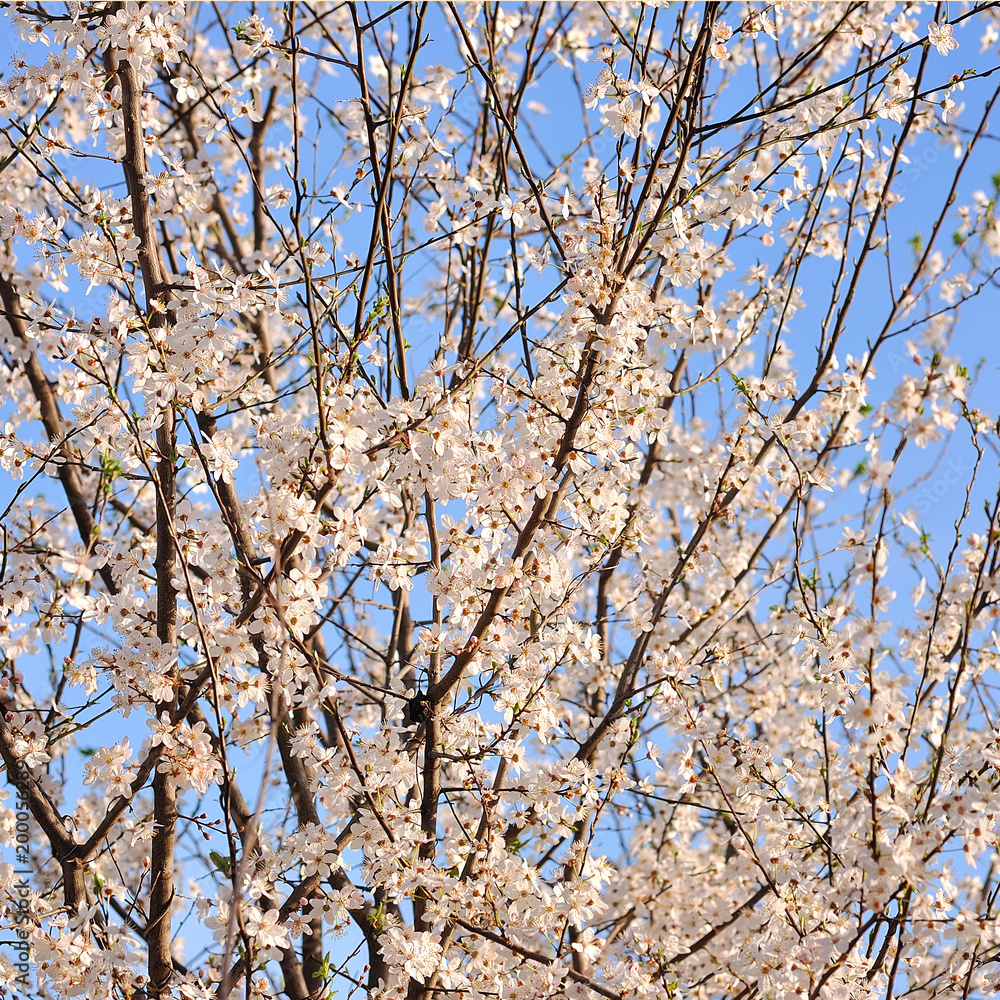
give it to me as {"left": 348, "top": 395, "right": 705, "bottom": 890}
{"left": 170, "top": 76, "right": 197, "bottom": 103}
{"left": 927, "top": 21, "right": 959, "bottom": 55}
{"left": 604, "top": 95, "right": 642, "bottom": 139}
{"left": 499, "top": 193, "right": 526, "bottom": 229}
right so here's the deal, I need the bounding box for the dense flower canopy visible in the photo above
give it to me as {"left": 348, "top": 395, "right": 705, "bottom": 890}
{"left": 1, "top": 3, "right": 1000, "bottom": 1000}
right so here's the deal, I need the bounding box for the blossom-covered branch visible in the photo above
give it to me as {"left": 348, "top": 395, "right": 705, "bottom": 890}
{"left": 0, "top": 4, "right": 1000, "bottom": 1000}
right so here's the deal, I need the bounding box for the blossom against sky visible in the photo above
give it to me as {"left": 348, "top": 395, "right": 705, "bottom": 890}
{"left": 1, "top": 5, "right": 1000, "bottom": 1000}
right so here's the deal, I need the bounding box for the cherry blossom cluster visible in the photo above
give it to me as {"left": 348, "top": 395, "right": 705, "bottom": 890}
{"left": 0, "top": 4, "right": 998, "bottom": 1000}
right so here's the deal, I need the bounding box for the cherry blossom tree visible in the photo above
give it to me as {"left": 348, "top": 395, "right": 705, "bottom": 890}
{"left": 2, "top": 3, "right": 1000, "bottom": 1000}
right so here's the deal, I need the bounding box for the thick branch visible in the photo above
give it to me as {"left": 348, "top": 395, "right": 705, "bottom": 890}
{"left": 0, "top": 714, "right": 86, "bottom": 914}
{"left": 0, "top": 277, "right": 118, "bottom": 594}
{"left": 118, "top": 54, "right": 177, "bottom": 1000}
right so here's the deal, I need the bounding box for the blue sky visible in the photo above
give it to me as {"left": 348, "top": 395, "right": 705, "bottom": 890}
{"left": 2, "top": 4, "right": 1000, "bottom": 994}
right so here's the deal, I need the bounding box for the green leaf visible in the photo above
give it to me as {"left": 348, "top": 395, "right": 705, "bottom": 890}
{"left": 209, "top": 851, "right": 233, "bottom": 875}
